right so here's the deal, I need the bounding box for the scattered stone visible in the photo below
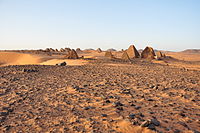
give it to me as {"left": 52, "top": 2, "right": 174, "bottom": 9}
{"left": 135, "top": 106, "right": 141, "bottom": 110}
{"left": 121, "top": 89, "right": 131, "bottom": 94}
{"left": 101, "top": 114, "right": 107, "bottom": 117}
{"left": 140, "top": 120, "right": 151, "bottom": 127}
{"left": 22, "top": 68, "right": 39, "bottom": 72}
{"left": 113, "top": 101, "right": 123, "bottom": 107}
{"left": 147, "top": 124, "right": 156, "bottom": 130}
{"left": 174, "top": 129, "right": 181, "bottom": 133}
{"left": 129, "top": 113, "right": 135, "bottom": 119}
{"left": 151, "top": 118, "right": 160, "bottom": 126}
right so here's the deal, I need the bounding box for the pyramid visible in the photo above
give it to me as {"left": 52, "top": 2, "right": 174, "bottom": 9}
{"left": 76, "top": 48, "right": 82, "bottom": 53}
{"left": 126, "top": 45, "right": 140, "bottom": 58}
{"left": 97, "top": 48, "right": 102, "bottom": 53}
{"left": 141, "top": 46, "right": 156, "bottom": 59}
{"left": 60, "top": 48, "right": 65, "bottom": 52}
{"left": 105, "top": 51, "right": 114, "bottom": 58}
{"left": 121, "top": 51, "right": 131, "bottom": 60}
{"left": 156, "top": 51, "right": 164, "bottom": 59}
{"left": 65, "top": 48, "right": 71, "bottom": 53}
{"left": 65, "top": 49, "right": 79, "bottom": 59}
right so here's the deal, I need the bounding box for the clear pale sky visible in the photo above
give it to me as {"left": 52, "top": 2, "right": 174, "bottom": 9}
{"left": 0, "top": 0, "right": 199, "bottom": 51}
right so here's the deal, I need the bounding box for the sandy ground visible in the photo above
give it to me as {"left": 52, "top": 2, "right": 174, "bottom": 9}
{"left": 166, "top": 52, "right": 200, "bottom": 61}
{"left": 0, "top": 52, "right": 87, "bottom": 66}
{"left": 0, "top": 50, "right": 200, "bottom": 133}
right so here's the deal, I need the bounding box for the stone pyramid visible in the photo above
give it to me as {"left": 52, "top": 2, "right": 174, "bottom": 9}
{"left": 97, "top": 48, "right": 102, "bottom": 53}
{"left": 126, "top": 45, "right": 140, "bottom": 58}
{"left": 65, "top": 49, "right": 79, "bottom": 59}
{"left": 121, "top": 51, "right": 131, "bottom": 60}
{"left": 141, "top": 46, "right": 156, "bottom": 59}
{"left": 156, "top": 51, "right": 164, "bottom": 59}
{"left": 105, "top": 51, "right": 114, "bottom": 58}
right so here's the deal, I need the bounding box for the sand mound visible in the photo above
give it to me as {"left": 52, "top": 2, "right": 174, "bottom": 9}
{"left": 115, "top": 120, "right": 155, "bottom": 133}
{"left": 126, "top": 45, "right": 140, "bottom": 58}
{"left": 0, "top": 52, "right": 41, "bottom": 66}
{"left": 0, "top": 52, "right": 87, "bottom": 66}
{"left": 141, "top": 47, "right": 156, "bottom": 59}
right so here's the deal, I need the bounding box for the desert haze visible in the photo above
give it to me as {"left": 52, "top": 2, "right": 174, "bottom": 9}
{"left": 0, "top": 46, "right": 200, "bottom": 133}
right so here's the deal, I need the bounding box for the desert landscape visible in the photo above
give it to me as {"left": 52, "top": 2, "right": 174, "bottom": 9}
{"left": 0, "top": 46, "right": 200, "bottom": 133}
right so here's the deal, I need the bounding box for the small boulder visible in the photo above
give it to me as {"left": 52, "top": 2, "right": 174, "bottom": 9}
{"left": 56, "top": 62, "right": 67, "bottom": 66}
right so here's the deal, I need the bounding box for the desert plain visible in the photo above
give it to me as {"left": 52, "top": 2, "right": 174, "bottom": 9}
{"left": 0, "top": 46, "right": 200, "bottom": 133}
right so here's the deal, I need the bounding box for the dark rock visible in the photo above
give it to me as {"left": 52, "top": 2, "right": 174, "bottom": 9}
{"left": 116, "top": 107, "right": 123, "bottom": 111}
{"left": 22, "top": 68, "right": 38, "bottom": 72}
{"left": 140, "top": 120, "right": 151, "bottom": 127}
{"left": 101, "top": 114, "right": 107, "bottom": 117}
{"left": 105, "top": 99, "right": 111, "bottom": 103}
{"left": 174, "top": 129, "right": 181, "bottom": 133}
{"left": 56, "top": 62, "right": 67, "bottom": 66}
{"left": 121, "top": 89, "right": 131, "bottom": 94}
{"left": 129, "top": 113, "right": 135, "bottom": 119}
{"left": 135, "top": 106, "right": 141, "bottom": 110}
{"left": 148, "top": 124, "right": 156, "bottom": 130}
{"left": 113, "top": 101, "right": 123, "bottom": 107}
{"left": 151, "top": 118, "right": 160, "bottom": 126}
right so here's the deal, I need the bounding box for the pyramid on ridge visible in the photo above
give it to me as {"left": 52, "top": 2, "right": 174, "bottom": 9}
{"left": 97, "top": 48, "right": 102, "bottom": 53}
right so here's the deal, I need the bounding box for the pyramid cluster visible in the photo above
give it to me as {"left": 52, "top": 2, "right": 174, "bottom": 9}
{"left": 120, "top": 45, "right": 166, "bottom": 60}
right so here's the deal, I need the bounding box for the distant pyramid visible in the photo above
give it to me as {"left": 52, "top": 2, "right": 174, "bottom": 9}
{"left": 141, "top": 46, "right": 156, "bottom": 59}
{"left": 156, "top": 51, "right": 164, "bottom": 59}
{"left": 105, "top": 51, "right": 114, "bottom": 58}
{"left": 97, "top": 48, "right": 102, "bottom": 53}
{"left": 65, "top": 49, "right": 79, "bottom": 59}
{"left": 126, "top": 45, "right": 140, "bottom": 58}
{"left": 60, "top": 48, "right": 65, "bottom": 52}
{"left": 76, "top": 48, "right": 82, "bottom": 53}
{"left": 121, "top": 51, "right": 130, "bottom": 60}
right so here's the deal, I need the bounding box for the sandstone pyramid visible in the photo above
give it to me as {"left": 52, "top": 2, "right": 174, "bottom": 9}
{"left": 45, "top": 48, "right": 50, "bottom": 52}
{"left": 105, "top": 51, "right": 114, "bottom": 58}
{"left": 65, "top": 48, "right": 71, "bottom": 53}
{"left": 97, "top": 48, "right": 102, "bottom": 53}
{"left": 76, "top": 48, "right": 82, "bottom": 53}
{"left": 60, "top": 48, "right": 65, "bottom": 52}
{"left": 141, "top": 46, "right": 156, "bottom": 59}
{"left": 65, "top": 49, "right": 79, "bottom": 59}
{"left": 156, "top": 51, "right": 164, "bottom": 59}
{"left": 126, "top": 45, "right": 140, "bottom": 58}
{"left": 121, "top": 51, "right": 130, "bottom": 60}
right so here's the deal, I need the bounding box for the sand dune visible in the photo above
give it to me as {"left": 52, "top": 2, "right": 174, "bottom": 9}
{"left": 0, "top": 52, "right": 41, "bottom": 66}
{"left": 0, "top": 52, "right": 88, "bottom": 66}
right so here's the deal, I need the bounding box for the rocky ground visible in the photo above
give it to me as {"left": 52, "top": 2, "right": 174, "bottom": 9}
{"left": 0, "top": 59, "right": 200, "bottom": 133}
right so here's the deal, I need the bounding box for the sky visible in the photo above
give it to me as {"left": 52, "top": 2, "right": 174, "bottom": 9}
{"left": 0, "top": 0, "right": 200, "bottom": 51}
